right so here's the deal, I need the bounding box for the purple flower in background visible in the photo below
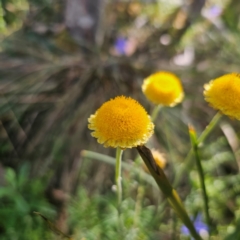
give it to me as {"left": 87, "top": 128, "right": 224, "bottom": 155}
{"left": 113, "top": 36, "right": 137, "bottom": 56}
{"left": 202, "top": 5, "right": 222, "bottom": 20}
{"left": 114, "top": 37, "right": 128, "bottom": 55}
{"left": 209, "top": 5, "right": 222, "bottom": 18}
{"left": 181, "top": 214, "right": 209, "bottom": 239}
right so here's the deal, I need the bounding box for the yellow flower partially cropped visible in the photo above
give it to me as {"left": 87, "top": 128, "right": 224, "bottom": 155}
{"left": 88, "top": 96, "right": 154, "bottom": 148}
{"left": 204, "top": 73, "right": 240, "bottom": 120}
{"left": 151, "top": 149, "right": 167, "bottom": 169}
{"left": 143, "top": 149, "right": 167, "bottom": 173}
{"left": 142, "top": 71, "right": 184, "bottom": 106}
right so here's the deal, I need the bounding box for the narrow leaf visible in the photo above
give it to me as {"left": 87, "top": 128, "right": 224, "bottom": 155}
{"left": 34, "top": 212, "right": 73, "bottom": 239}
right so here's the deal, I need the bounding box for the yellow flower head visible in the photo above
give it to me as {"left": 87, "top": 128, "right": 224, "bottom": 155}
{"left": 142, "top": 71, "right": 184, "bottom": 106}
{"left": 88, "top": 96, "right": 154, "bottom": 148}
{"left": 151, "top": 149, "right": 167, "bottom": 169}
{"left": 204, "top": 73, "right": 240, "bottom": 120}
{"left": 143, "top": 149, "right": 167, "bottom": 173}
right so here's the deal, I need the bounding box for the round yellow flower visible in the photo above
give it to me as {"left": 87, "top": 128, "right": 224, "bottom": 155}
{"left": 204, "top": 73, "right": 240, "bottom": 120}
{"left": 142, "top": 71, "right": 184, "bottom": 106}
{"left": 88, "top": 96, "right": 154, "bottom": 148}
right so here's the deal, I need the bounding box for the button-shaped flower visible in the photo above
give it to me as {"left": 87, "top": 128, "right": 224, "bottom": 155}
{"left": 151, "top": 149, "right": 167, "bottom": 169}
{"left": 142, "top": 71, "right": 184, "bottom": 106}
{"left": 204, "top": 73, "right": 240, "bottom": 120}
{"left": 88, "top": 96, "right": 154, "bottom": 148}
{"left": 143, "top": 149, "right": 167, "bottom": 173}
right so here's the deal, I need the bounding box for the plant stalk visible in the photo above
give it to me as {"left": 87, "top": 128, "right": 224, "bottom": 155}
{"left": 151, "top": 105, "right": 162, "bottom": 122}
{"left": 197, "top": 111, "right": 222, "bottom": 145}
{"left": 174, "top": 112, "right": 222, "bottom": 186}
{"left": 189, "top": 126, "right": 211, "bottom": 231}
{"left": 115, "top": 147, "right": 123, "bottom": 206}
{"left": 137, "top": 145, "right": 202, "bottom": 240}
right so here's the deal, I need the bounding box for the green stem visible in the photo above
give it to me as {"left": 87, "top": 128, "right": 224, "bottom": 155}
{"left": 115, "top": 147, "right": 123, "bottom": 206}
{"left": 168, "top": 190, "right": 202, "bottom": 240}
{"left": 151, "top": 105, "right": 162, "bottom": 122}
{"left": 137, "top": 145, "right": 202, "bottom": 240}
{"left": 197, "top": 111, "right": 222, "bottom": 145}
{"left": 134, "top": 186, "right": 144, "bottom": 228}
{"left": 189, "top": 128, "right": 211, "bottom": 231}
{"left": 81, "top": 150, "right": 158, "bottom": 188}
{"left": 174, "top": 112, "right": 222, "bottom": 186}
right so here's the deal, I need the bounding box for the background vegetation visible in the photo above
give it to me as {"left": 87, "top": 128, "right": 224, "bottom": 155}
{"left": 1, "top": 0, "right": 240, "bottom": 239}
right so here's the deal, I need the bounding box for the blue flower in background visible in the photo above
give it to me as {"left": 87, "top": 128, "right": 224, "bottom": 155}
{"left": 181, "top": 214, "right": 209, "bottom": 239}
{"left": 114, "top": 37, "right": 128, "bottom": 55}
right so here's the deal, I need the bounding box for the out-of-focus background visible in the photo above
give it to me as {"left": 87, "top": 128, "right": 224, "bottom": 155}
{"left": 1, "top": 0, "right": 240, "bottom": 239}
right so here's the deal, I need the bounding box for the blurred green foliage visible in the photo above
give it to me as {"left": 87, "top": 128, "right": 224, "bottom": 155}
{"left": 1, "top": 0, "right": 240, "bottom": 239}
{"left": 0, "top": 164, "right": 56, "bottom": 239}
{"left": 68, "top": 188, "right": 161, "bottom": 240}
{"left": 0, "top": 0, "right": 28, "bottom": 34}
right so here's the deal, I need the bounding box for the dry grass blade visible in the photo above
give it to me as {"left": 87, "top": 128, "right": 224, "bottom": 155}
{"left": 33, "top": 212, "right": 73, "bottom": 239}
